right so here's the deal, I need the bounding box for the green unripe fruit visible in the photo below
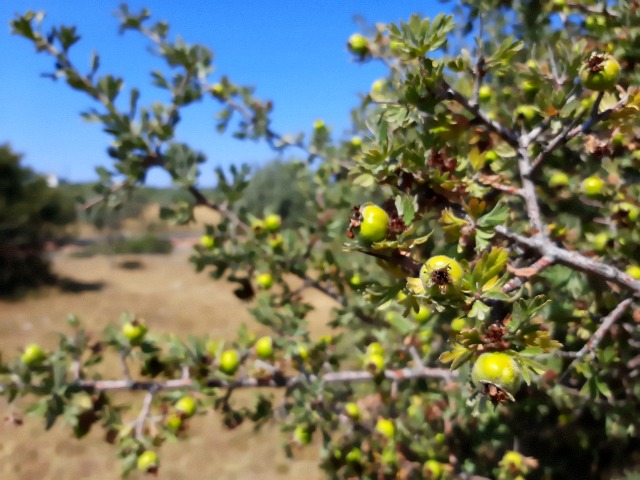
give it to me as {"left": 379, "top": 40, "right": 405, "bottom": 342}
{"left": 219, "top": 349, "right": 240, "bottom": 375}
{"left": 420, "top": 255, "right": 464, "bottom": 295}
{"left": 366, "top": 342, "right": 385, "bottom": 356}
{"left": 592, "top": 232, "right": 610, "bottom": 252}
{"left": 264, "top": 214, "right": 282, "bottom": 232}
{"left": 345, "top": 447, "right": 362, "bottom": 464}
{"left": 580, "top": 54, "right": 620, "bottom": 91}
{"left": 21, "top": 343, "right": 46, "bottom": 366}
{"left": 296, "top": 345, "right": 309, "bottom": 361}
{"left": 137, "top": 450, "right": 159, "bottom": 472}
{"left": 365, "top": 353, "right": 385, "bottom": 373}
{"left": 451, "top": 317, "right": 467, "bottom": 332}
{"left": 500, "top": 450, "right": 525, "bottom": 473}
{"left": 255, "top": 336, "right": 274, "bottom": 360}
{"left": 371, "top": 79, "right": 386, "bottom": 95}
{"left": 293, "top": 425, "right": 312, "bottom": 445}
{"left": 268, "top": 233, "right": 284, "bottom": 249}
{"left": 166, "top": 413, "right": 183, "bottom": 432}
{"left": 617, "top": 202, "right": 639, "bottom": 222}
{"left": 612, "top": 132, "right": 624, "bottom": 148}
{"left": 471, "top": 352, "right": 522, "bottom": 395}
{"left": 582, "top": 176, "right": 605, "bottom": 197}
{"left": 424, "top": 460, "right": 444, "bottom": 479}
{"left": 350, "top": 136, "right": 363, "bottom": 148}
{"left": 626, "top": 265, "right": 640, "bottom": 280}
{"left": 548, "top": 171, "right": 570, "bottom": 188}
{"left": 485, "top": 150, "right": 498, "bottom": 163}
{"left": 522, "top": 79, "right": 539, "bottom": 98}
{"left": 256, "top": 273, "right": 274, "bottom": 290}
{"left": 375, "top": 418, "right": 396, "bottom": 438}
{"left": 251, "top": 219, "right": 265, "bottom": 234}
{"left": 210, "top": 83, "right": 224, "bottom": 98}
{"left": 200, "top": 235, "right": 215, "bottom": 249}
{"left": 514, "top": 104, "right": 540, "bottom": 123}
{"left": 313, "top": 119, "right": 326, "bottom": 131}
{"left": 348, "top": 33, "right": 369, "bottom": 55}
{"left": 414, "top": 305, "right": 431, "bottom": 324}
{"left": 585, "top": 15, "right": 606, "bottom": 32}
{"left": 349, "top": 273, "right": 363, "bottom": 289}
{"left": 344, "top": 402, "right": 361, "bottom": 421}
{"left": 478, "top": 85, "right": 492, "bottom": 102}
{"left": 175, "top": 396, "right": 196, "bottom": 418}
{"left": 122, "top": 321, "right": 148, "bottom": 346}
{"left": 359, "top": 204, "right": 389, "bottom": 243}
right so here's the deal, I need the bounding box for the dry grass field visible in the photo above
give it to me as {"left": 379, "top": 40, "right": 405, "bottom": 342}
{"left": 0, "top": 241, "right": 335, "bottom": 479}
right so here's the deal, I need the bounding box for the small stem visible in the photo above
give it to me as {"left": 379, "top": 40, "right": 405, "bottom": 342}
{"left": 134, "top": 390, "right": 156, "bottom": 440}
{"left": 503, "top": 256, "right": 554, "bottom": 293}
{"left": 440, "top": 80, "right": 519, "bottom": 147}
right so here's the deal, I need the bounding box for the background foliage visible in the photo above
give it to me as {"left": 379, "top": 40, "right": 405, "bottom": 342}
{"left": 0, "top": 144, "right": 76, "bottom": 296}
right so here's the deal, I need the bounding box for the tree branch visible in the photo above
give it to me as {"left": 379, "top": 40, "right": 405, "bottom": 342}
{"left": 496, "top": 226, "right": 640, "bottom": 296}
{"left": 62, "top": 365, "right": 458, "bottom": 393}
{"left": 516, "top": 141, "right": 546, "bottom": 236}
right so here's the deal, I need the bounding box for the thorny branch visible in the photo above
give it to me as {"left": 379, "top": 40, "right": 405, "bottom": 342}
{"left": 559, "top": 298, "right": 634, "bottom": 382}
{"left": 496, "top": 226, "right": 640, "bottom": 296}
{"left": 0, "top": 365, "right": 458, "bottom": 394}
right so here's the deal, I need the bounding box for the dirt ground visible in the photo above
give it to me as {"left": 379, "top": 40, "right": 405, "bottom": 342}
{"left": 0, "top": 245, "right": 335, "bottom": 480}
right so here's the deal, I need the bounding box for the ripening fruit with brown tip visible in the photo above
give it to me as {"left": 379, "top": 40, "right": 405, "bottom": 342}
{"left": 471, "top": 352, "right": 523, "bottom": 397}
{"left": 136, "top": 450, "right": 159, "bottom": 473}
{"left": 420, "top": 255, "right": 464, "bottom": 296}
{"left": 580, "top": 53, "right": 620, "bottom": 91}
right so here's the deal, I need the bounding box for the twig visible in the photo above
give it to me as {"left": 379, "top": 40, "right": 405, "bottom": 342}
{"left": 409, "top": 346, "right": 425, "bottom": 368}
{"left": 294, "top": 272, "right": 347, "bottom": 307}
{"left": 440, "top": 80, "right": 519, "bottom": 148}
{"left": 120, "top": 350, "right": 132, "bottom": 383}
{"left": 503, "top": 256, "right": 554, "bottom": 293}
{"left": 187, "top": 185, "right": 250, "bottom": 233}
{"left": 559, "top": 298, "right": 633, "bottom": 382}
{"left": 134, "top": 389, "right": 156, "bottom": 440}
{"left": 469, "top": 18, "right": 485, "bottom": 108}
{"left": 82, "top": 181, "right": 130, "bottom": 210}
{"left": 563, "top": 1, "right": 620, "bottom": 18}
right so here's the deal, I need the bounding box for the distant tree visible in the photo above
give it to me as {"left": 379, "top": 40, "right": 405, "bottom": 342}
{"left": 234, "top": 159, "right": 314, "bottom": 226}
{"left": 0, "top": 144, "right": 76, "bottom": 296}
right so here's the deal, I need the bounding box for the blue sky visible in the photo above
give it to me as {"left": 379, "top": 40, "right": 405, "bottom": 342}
{"left": 0, "top": 1, "right": 452, "bottom": 186}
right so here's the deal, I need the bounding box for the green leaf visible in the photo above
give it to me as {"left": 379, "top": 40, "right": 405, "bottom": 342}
{"left": 470, "top": 247, "right": 509, "bottom": 292}
{"left": 57, "top": 25, "right": 80, "bottom": 51}
{"left": 395, "top": 195, "right": 416, "bottom": 225}
{"left": 97, "top": 75, "right": 123, "bottom": 103}
{"left": 484, "top": 36, "right": 524, "bottom": 71}
{"left": 468, "top": 300, "right": 491, "bottom": 322}
{"left": 439, "top": 344, "right": 473, "bottom": 370}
